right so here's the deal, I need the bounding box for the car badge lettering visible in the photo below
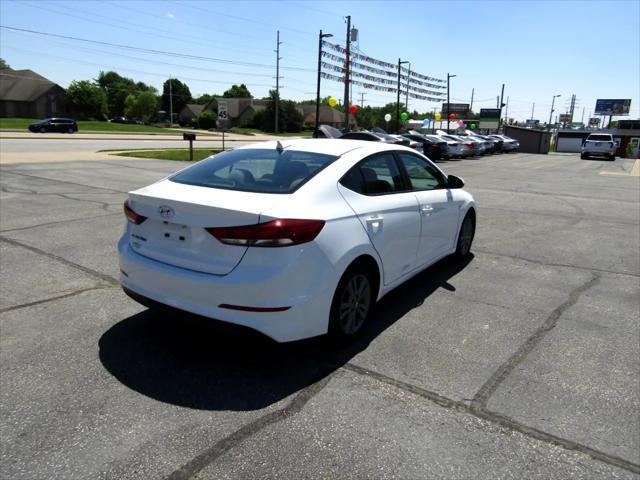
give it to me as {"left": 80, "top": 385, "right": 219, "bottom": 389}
{"left": 158, "top": 205, "right": 174, "bottom": 219}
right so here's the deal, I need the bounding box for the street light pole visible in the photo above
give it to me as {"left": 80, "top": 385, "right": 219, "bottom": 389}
{"left": 548, "top": 94, "right": 561, "bottom": 130}
{"left": 447, "top": 73, "right": 456, "bottom": 132}
{"left": 396, "top": 58, "right": 409, "bottom": 134}
{"left": 343, "top": 15, "right": 351, "bottom": 131}
{"left": 315, "top": 30, "right": 333, "bottom": 135}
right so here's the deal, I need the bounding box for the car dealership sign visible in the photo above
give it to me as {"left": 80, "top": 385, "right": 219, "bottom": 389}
{"left": 594, "top": 99, "right": 631, "bottom": 116}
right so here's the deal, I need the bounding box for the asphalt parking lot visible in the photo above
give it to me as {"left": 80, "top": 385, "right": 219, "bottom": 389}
{"left": 1, "top": 149, "right": 639, "bottom": 479}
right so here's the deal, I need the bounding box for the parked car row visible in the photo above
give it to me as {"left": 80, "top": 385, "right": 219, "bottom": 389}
{"left": 315, "top": 125, "right": 520, "bottom": 160}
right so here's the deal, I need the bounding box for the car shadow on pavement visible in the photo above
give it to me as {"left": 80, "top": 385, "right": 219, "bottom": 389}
{"left": 98, "top": 255, "right": 473, "bottom": 411}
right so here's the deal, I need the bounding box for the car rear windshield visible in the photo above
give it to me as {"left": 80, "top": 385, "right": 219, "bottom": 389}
{"left": 587, "top": 135, "right": 612, "bottom": 141}
{"left": 170, "top": 148, "right": 339, "bottom": 194}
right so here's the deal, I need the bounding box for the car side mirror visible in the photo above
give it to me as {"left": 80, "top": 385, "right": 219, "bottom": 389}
{"left": 447, "top": 175, "right": 464, "bottom": 189}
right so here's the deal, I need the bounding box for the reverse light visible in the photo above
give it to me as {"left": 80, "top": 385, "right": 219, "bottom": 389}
{"left": 124, "top": 201, "right": 147, "bottom": 225}
{"left": 206, "top": 219, "right": 325, "bottom": 247}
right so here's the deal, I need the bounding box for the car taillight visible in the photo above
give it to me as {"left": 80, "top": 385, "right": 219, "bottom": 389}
{"left": 206, "top": 219, "right": 325, "bottom": 247}
{"left": 466, "top": 143, "right": 474, "bottom": 148}
{"left": 124, "top": 201, "right": 147, "bottom": 225}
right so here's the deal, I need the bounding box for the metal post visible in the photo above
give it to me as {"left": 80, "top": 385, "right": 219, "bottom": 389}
{"left": 446, "top": 73, "right": 455, "bottom": 132}
{"left": 169, "top": 78, "right": 173, "bottom": 126}
{"left": 396, "top": 59, "right": 408, "bottom": 134}
{"left": 275, "top": 30, "right": 282, "bottom": 134}
{"left": 189, "top": 138, "right": 193, "bottom": 161}
{"left": 470, "top": 88, "right": 474, "bottom": 113}
{"left": 531, "top": 103, "right": 535, "bottom": 120}
{"left": 343, "top": 15, "right": 351, "bottom": 131}
{"left": 405, "top": 62, "right": 410, "bottom": 113}
{"left": 222, "top": 130, "right": 225, "bottom": 151}
{"left": 498, "top": 83, "right": 505, "bottom": 133}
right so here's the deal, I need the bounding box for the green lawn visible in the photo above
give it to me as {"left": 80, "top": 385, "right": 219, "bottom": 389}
{"left": 113, "top": 148, "right": 223, "bottom": 161}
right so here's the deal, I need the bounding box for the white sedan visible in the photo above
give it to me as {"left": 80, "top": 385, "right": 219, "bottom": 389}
{"left": 118, "top": 139, "right": 476, "bottom": 342}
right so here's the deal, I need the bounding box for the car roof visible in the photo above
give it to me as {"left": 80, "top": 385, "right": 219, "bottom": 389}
{"left": 234, "top": 138, "right": 420, "bottom": 157}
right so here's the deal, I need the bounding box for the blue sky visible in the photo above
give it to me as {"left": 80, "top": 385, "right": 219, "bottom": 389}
{"left": 1, "top": 0, "right": 638, "bottom": 121}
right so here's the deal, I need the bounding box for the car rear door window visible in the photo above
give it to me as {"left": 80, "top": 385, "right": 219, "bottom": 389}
{"left": 396, "top": 152, "right": 445, "bottom": 191}
{"left": 340, "top": 153, "right": 406, "bottom": 195}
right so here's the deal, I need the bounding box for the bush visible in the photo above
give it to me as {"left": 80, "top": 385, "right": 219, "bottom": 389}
{"left": 196, "top": 111, "right": 217, "bottom": 130}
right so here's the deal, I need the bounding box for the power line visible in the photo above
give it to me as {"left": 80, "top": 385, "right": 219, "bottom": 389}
{"left": 0, "top": 26, "right": 315, "bottom": 72}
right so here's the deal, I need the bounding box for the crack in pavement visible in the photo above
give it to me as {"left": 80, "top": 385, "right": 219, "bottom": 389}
{"left": 0, "top": 286, "right": 111, "bottom": 314}
{"left": 0, "top": 236, "right": 119, "bottom": 284}
{"left": 471, "top": 273, "right": 602, "bottom": 409}
{"left": 0, "top": 170, "right": 127, "bottom": 194}
{"left": 475, "top": 249, "right": 640, "bottom": 278}
{"left": 163, "top": 370, "right": 333, "bottom": 480}
{"left": 0, "top": 212, "right": 120, "bottom": 234}
{"left": 342, "top": 361, "right": 640, "bottom": 475}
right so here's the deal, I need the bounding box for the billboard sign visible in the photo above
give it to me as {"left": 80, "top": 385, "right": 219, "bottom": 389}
{"left": 479, "top": 108, "right": 500, "bottom": 129}
{"left": 588, "top": 117, "right": 600, "bottom": 127}
{"left": 594, "top": 99, "right": 631, "bottom": 116}
{"left": 442, "top": 103, "right": 470, "bottom": 115}
{"left": 559, "top": 113, "right": 571, "bottom": 123}
{"left": 526, "top": 119, "right": 540, "bottom": 127}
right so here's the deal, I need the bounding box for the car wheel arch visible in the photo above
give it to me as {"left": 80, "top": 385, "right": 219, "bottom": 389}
{"left": 339, "top": 254, "right": 382, "bottom": 302}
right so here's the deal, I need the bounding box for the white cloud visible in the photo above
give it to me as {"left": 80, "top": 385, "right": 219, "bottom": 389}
{"left": 166, "top": 13, "right": 175, "bottom": 19}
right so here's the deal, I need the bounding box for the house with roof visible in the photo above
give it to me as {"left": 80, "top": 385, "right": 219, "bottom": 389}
{"left": 178, "top": 103, "right": 205, "bottom": 125}
{"left": 204, "top": 97, "right": 268, "bottom": 127}
{"left": 297, "top": 105, "right": 355, "bottom": 128}
{"left": 0, "top": 68, "right": 67, "bottom": 118}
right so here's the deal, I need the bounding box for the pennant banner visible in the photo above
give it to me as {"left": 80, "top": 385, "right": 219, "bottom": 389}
{"left": 320, "top": 72, "right": 443, "bottom": 102}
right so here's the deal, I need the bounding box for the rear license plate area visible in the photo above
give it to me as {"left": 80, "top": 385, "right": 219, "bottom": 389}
{"left": 162, "top": 221, "right": 189, "bottom": 243}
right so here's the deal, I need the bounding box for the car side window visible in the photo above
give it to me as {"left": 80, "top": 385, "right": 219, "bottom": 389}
{"left": 340, "top": 153, "right": 406, "bottom": 195}
{"left": 397, "top": 152, "right": 444, "bottom": 191}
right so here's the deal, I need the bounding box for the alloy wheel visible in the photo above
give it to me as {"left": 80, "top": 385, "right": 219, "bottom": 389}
{"left": 338, "top": 273, "right": 371, "bottom": 335}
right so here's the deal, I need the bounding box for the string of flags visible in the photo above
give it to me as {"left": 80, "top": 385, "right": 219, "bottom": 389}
{"left": 320, "top": 72, "right": 443, "bottom": 102}
{"left": 320, "top": 40, "right": 446, "bottom": 100}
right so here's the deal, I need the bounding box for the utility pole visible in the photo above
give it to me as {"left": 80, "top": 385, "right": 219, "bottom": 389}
{"left": 343, "top": 15, "right": 351, "bottom": 131}
{"left": 169, "top": 78, "right": 173, "bottom": 126}
{"left": 531, "top": 103, "right": 535, "bottom": 120}
{"left": 581, "top": 106, "right": 585, "bottom": 124}
{"left": 569, "top": 94, "right": 576, "bottom": 124}
{"left": 359, "top": 92, "right": 366, "bottom": 107}
{"left": 397, "top": 58, "right": 409, "bottom": 134}
{"left": 405, "top": 62, "right": 411, "bottom": 113}
{"left": 504, "top": 96, "right": 509, "bottom": 129}
{"left": 447, "top": 73, "right": 456, "bottom": 132}
{"left": 315, "top": 30, "right": 333, "bottom": 134}
{"left": 470, "top": 88, "right": 474, "bottom": 112}
{"left": 275, "top": 30, "right": 282, "bottom": 134}
{"left": 498, "top": 83, "right": 505, "bottom": 133}
{"left": 548, "top": 94, "right": 561, "bottom": 131}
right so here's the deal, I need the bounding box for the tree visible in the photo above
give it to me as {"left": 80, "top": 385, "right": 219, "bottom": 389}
{"left": 197, "top": 111, "right": 217, "bottom": 130}
{"left": 260, "top": 90, "right": 303, "bottom": 133}
{"left": 223, "top": 84, "right": 252, "bottom": 98}
{"left": 124, "top": 91, "right": 157, "bottom": 120}
{"left": 66, "top": 80, "right": 107, "bottom": 119}
{"left": 96, "top": 71, "right": 156, "bottom": 117}
{"left": 193, "top": 94, "right": 216, "bottom": 105}
{"left": 161, "top": 78, "right": 192, "bottom": 115}
{"left": 0, "top": 58, "right": 9, "bottom": 69}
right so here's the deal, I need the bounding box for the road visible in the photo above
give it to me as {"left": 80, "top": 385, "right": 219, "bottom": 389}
{"left": 1, "top": 149, "right": 639, "bottom": 479}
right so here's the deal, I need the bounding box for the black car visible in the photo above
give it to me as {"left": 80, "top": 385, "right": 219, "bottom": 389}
{"left": 403, "top": 133, "right": 447, "bottom": 160}
{"left": 341, "top": 131, "right": 409, "bottom": 146}
{"left": 28, "top": 118, "right": 78, "bottom": 133}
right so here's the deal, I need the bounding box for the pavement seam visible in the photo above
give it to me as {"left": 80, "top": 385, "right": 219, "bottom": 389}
{"left": 475, "top": 249, "right": 639, "bottom": 278}
{"left": 471, "top": 273, "right": 601, "bottom": 409}
{"left": 0, "top": 169, "right": 128, "bottom": 194}
{"left": 478, "top": 206, "right": 640, "bottom": 227}
{"left": 342, "top": 360, "right": 640, "bottom": 475}
{"left": 0, "top": 235, "right": 119, "bottom": 284}
{"left": 0, "top": 286, "right": 110, "bottom": 314}
{"left": 163, "top": 370, "right": 333, "bottom": 480}
{"left": 0, "top": 212, "right": 120, "bottom": 234}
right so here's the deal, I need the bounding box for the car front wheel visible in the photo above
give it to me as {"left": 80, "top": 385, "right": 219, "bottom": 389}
{"left": 329, "top": 267, "right": 373, "bottom": 339}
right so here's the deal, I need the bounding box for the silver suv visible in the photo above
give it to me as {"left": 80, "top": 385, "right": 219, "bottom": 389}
{"left": 581, "top": 133, "right": 616, "bottom": 161}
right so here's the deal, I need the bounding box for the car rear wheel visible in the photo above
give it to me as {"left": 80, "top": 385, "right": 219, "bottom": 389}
{"left": 39, "top": 127, "right": 46, "bottom": 133}
{"left": 329, "top": 267, "right": 373, "bottom": 339}
{"left": 453, "top": 213, "right": 475, "bottom": 260}
{"left": 580, "top": 153, "right": 587, "bottom": 159}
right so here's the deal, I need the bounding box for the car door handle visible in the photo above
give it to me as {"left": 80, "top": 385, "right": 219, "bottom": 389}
{"left": 420, "top": 205, "right": 434, "bottom": 216}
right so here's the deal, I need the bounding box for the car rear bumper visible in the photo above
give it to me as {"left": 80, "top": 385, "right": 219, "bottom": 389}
{"left": 118, "top": 236, "right": 336, "bottom": 342}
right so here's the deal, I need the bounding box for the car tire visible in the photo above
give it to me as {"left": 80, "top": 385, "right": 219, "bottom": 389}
{"left": 609, "top": 155, "right": 615, "bottom": 161}
{"left": 67, "top": 128, "right": 74, "bottom": 134}
{"left": 453, "top": 212, "right": 475, "bottom": 260}
{"left": 39, "top": 127, "right": 46, "bottom": 133}
{"left": 580, "top": 153, "right": 587, "bottom": 160}
{"left": 328, "top": 265, "right": 374, "bottom": 340}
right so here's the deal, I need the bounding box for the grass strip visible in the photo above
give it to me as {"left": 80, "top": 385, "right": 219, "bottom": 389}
{"left": 112, "top": 148, "right": 223, "bottom": 161}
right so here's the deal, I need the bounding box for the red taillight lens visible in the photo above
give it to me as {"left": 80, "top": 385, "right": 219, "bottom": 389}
{"left": 124, "top": 201, "right": 147, "bottom": 225}
{"left": 206, "top": 219, "right": 325, "bottom": 247}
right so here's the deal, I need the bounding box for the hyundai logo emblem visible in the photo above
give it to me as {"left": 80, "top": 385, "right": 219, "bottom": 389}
{"left": 158, "top": 205, "right": 174, "bottom": 218}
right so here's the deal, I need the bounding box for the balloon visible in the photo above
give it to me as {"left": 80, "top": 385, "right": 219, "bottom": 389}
{"left": 435, "top": 113, "right": 442, "bottom": 120}
{"left": 328, "top": 97, "right": 337, "bottom": 107}
{"left": 384, "top": 113, "right": 392, "bottom": 122}
{"left": 449, "top": 113, "right": 456, "bottom": 120}
{"left": 422, "top": 119, "right": 430, "bottom": 126}
{"left": 400, "top": 112, "right": 409, "bottom": 121}
{"left": 349, "top": 104, "right": 357, "bottom": 115}
{"left": 471, "top": 123, "right": 476, "bottom": 129}
{"left": 457, "top": 120, "right": 463, "bottom": 126}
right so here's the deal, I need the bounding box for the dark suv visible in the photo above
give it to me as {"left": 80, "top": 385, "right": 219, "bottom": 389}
{"left": 28, "top": 118, "right": 78, "bottom": 133}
